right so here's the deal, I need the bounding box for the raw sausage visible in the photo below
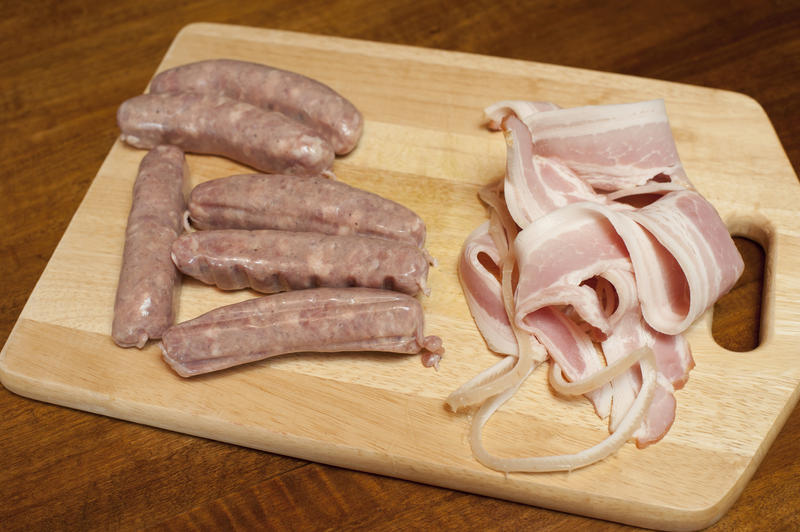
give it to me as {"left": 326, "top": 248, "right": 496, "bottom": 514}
{"left": 160, "top": 287, "right": 444, "bottom": 377}
{"left": 171, "top": 229, "right": 430, "bottom": 296}
{"left": 112, "top": 145, "right": 187, "bottom": 348}
{"left": 149, "top": 59, "right": 363, "bottom": 155}
{"left": 117, "top": 92, "right": 334, "bottom": 176}
{"left": 187, "top": 173, "right": 427, "bottom": 248}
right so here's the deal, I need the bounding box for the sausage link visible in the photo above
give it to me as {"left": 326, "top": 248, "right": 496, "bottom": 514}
{"left": 160, "top": 287, "right": 444, "bottom": 377}
{"left": 188, "top": 174, "right": 427, "bottom": 248}
{"left": 171, "top": 229, "right": 430, "bottom": 296}
{"left": 117, "top": 92, "right": 334, "bottom": 177}
{"left": 112, "top": 145, "right": 187, "bottom": 348}
{"left": 149, "top": 59, "right": 363, "bottom": 155}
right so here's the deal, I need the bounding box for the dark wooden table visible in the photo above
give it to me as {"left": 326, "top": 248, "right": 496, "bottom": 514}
{"left": 2, "top": 1, "right": 798, "bottom": 530}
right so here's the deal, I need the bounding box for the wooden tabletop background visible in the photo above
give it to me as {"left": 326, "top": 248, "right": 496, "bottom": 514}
{"left": 2, "top": 1, "right": 797, "bottom": 530}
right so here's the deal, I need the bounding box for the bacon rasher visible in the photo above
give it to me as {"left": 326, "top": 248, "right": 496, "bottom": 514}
{"left": 449, "top": 99, "right": 743, "bottom": 471}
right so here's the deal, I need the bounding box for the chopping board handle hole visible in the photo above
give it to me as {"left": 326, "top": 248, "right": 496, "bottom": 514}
{"left": 711, "top": 236, "right": 765, "bottom": 352}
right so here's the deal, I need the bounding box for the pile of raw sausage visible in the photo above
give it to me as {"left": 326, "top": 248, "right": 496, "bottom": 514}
{"left": 111, "top": 59, "right": 443, "bottom": 377}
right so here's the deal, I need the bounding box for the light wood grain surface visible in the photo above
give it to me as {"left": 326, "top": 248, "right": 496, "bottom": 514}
{"left": 2, "top": 2, "right": 798, "bottom": 531}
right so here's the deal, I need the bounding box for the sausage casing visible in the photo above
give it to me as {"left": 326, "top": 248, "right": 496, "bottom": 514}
{"left": 171, "top": 229, "right": 430, "bottom": 296}
{"left": 160, "top": 287, "right": 444, "bottom": 377}
{"left": 112, "top": 145, "right": 187, "bottom": 348}
{"left": 187, "top": 173, "right": 427, "bottom": 248}
{"left": 117, "top": 92, "right": 334, "bottom": 176}
{"left": 149, "top": 59, "right": 363, "bottom": 155}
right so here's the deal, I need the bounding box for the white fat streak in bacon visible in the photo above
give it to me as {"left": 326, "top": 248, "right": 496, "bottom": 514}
{"left": 598, "top": 269, "right": 639, "bottom": 328}
{"left": 522, "top": 307, "right": 612, "bottom": 419}
{"left": 523, "top": 100, "right": 692, "bottom": 192}
{"left": 601, "top": 309, "right": 677, "bottom": 447}
{"left": 540, "top": 265, "right": 684, "bottom": 446}
{"left": 599, "top": 319, "right": 689, "bottom": 447}
{"left": 446, "top": 354, "right": 517, "bottom": 411}
{"left": 484, "top": 100, "right": 561, "bottom": 131}
{"left": 449, "top": 198, "right": 548, "bottom": 413}
{"left": 457, "top": 222, "right": 518, "bottom": 356}
{"left": 469, "top": 348, "right": 658, "bottom": 473}
{"left": 514, "top": 206, "right": 632, "bottom": 336}
{"left": 599, "top": 274, "right": 649, "bottom": 434}
{"left": 630, "top": 190, "right": 745, "bottom": 334}
{"left": 532, "top": 195, "right": 741, "bottom": 336}
{"left": 503, "top": 116, "right": 602, "bottom": 229}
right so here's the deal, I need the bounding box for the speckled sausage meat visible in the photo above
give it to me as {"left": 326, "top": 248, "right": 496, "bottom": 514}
{"left": 160, "top": 287, "right": 444, "bottom": 377}
{"left": 149, "top": 59, "right": 363, "bottom": 155}
{"left": 112, "top": 145, "right": 187, "bottom": 348}
{"left": 117, "top": 92, "right": 334, "bottom": 176}
{"left": 187, "top": 174, "right": 427, "bottom": 248}
{"left": 171, "top": 229, "right": 430, "bottom": 296}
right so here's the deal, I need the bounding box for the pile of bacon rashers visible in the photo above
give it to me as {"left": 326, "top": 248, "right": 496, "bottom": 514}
{"left": 446, "top": 100, "right": 744, "bottom": 473}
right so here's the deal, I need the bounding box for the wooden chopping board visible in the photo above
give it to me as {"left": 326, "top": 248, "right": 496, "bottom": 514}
{"left": 2, "top": 23, "right": 799, "bottom": 531}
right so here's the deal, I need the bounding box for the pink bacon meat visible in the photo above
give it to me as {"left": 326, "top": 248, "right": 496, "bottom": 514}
{"left": 514, "top": 99, "right": 692, "bottom": 192}
{"left": 448, "top": 99, "right": 743, "bottom": 472}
